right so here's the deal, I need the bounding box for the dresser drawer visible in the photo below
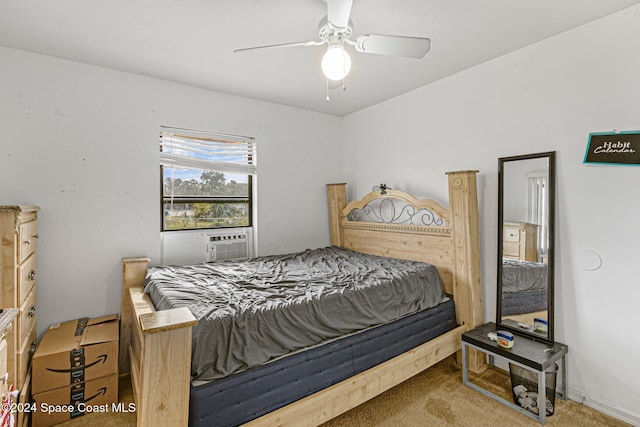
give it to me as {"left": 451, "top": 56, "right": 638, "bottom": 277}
{"left": 18, "top": 253, "right": 37, "bottom": 304}
{"left": 503, "top": 229, "right": 520, "bottom": 242}
{"left": 503, "top": 241, "right": 520, "bottom": 258}
{"left": 16, "top": 324, "right": 37, "bottom": 390}
{"left": 18, "top": 220, "right": 38, "bottom": 265}
{"left": 18, "top": 288, "right": 37, "bottom": 347}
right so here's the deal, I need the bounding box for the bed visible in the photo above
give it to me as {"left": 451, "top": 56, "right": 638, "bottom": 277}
{"left": 501, "top": 258, "right": 548, "bottom": 316}
{"left": 119, "top": 170, "right": 484, "bottom": 427}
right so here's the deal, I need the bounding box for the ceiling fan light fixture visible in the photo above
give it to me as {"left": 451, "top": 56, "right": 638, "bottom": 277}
{"left": 321, "top": 44, "right": 351, "bottom": 81}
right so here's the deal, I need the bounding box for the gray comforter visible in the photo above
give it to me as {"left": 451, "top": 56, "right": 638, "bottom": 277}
{"left": 144, "top": 246, "right": 446, "bottom": 382}
{"left": 502, "top": 258, "right": 548, "bottom": 292}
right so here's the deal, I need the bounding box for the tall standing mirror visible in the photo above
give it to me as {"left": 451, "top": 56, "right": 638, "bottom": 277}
{"left": 497, "top": 151, "right": 555, "bottom": 343}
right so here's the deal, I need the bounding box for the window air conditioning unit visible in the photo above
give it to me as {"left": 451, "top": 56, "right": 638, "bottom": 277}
{"left": 207, "top": 232, "right": 250, "bottom": 262}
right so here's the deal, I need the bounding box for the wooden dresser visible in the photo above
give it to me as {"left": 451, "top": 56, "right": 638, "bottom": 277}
{"left": 0, "top": 206, "right": 39, "bottom": 427}
{"left": 503, "top": 221, "right": 538, "bottom": 262}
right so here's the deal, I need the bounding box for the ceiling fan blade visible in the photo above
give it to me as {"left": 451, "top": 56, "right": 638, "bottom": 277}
{"left": 234, "top": 40, "right": 324, "bottom": 54}
{"left": 354, "top": 34, "right": 431, "bottom": 59}
{"left": 327, "top": 0, "right": 353, "bottom": 30}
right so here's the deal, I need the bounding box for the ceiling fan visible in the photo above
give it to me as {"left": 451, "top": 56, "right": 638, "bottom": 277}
{"left": 233, "top": 0, "right": 431, "bottom": 85}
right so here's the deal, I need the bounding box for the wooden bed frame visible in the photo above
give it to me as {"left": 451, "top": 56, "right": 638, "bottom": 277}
{"left": 119, "top": 170, "right": 484, "bottom": 427}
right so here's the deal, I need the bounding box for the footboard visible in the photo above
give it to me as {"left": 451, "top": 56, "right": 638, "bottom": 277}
{"left": 244, "top": 324, "right": 466, "bottom": 427}
{"left": 120, "top": 257, "right": 197, "bottom": 427}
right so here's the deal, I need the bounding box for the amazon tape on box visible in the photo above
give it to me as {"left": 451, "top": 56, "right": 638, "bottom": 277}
{"left": 32, "top": 373, "right": 118, "bottom": 427}
{"left": 32, "top": 314, "right": 119, "bottom": 395}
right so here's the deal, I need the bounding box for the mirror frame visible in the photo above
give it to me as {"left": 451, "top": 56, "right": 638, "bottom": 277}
{"left": 496, "top": 151, "right": 556, "bottom": 344}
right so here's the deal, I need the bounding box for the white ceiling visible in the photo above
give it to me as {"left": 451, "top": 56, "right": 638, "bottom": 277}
{"left": 2, "top": 0, "right": 640, "bottom": 116}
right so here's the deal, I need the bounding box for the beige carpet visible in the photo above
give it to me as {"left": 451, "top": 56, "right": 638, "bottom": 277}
{"left": 59, "top": 356, "right": 630, "bottom": 426}
{"left": 321, "top": 356, "right": 631, "bottom": 427}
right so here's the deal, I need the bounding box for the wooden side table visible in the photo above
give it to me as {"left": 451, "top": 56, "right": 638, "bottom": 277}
{"left": 461, "top": 322, "right": 568, "bottom": 425}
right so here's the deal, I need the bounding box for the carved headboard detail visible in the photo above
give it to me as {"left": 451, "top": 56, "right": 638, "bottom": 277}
{"left": 345, "top": 189, "right": 449, "bottom": 227}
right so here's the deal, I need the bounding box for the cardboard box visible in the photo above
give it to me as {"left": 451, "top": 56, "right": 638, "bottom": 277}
{"left": 32, "top": 373, "right": 119, "bottom": 427}
{"left": 32, "top": 314, "right": 119, "bottom": 395}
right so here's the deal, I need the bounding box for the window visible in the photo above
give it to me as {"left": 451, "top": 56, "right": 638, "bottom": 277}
{"left": 527, "top": 174, "right": 548, "bottom": 260}
{"left": 160, "top": 127, "right": 256, "bottom": 231}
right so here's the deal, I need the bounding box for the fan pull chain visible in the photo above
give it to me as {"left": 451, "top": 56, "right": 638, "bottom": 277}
{"left": 342, "top": 47, "right": 347, "bottom": 90}
{"left": 325, "top": 77, "right": 347, "bottom": 102}
{"left": 326, "top": 78, "right": 330, "bottom": 102}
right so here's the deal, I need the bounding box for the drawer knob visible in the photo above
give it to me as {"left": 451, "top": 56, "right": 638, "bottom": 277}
{"left": 28, "top": 305, "right": 37, "bottom": 317}
{"left": 28, "top": 269, "right": 36, "bottom": 281}
{"left": 24, "top": 235, "right": 38, "bottom": 244}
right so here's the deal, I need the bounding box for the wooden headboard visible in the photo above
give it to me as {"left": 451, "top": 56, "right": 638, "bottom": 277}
{"left": 327, "top": 170, "right": 483, "bottom": 334}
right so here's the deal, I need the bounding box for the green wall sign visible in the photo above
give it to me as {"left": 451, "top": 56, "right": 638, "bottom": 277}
{"left": 584, "top": 131, "right": 640, "bottom": 166}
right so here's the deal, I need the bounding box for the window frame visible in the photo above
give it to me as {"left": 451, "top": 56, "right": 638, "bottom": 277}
{"left": 159, "top": 128, "right": 255, "bottom": 232}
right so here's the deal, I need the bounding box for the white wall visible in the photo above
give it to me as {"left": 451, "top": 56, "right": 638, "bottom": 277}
{"left": 343, "top": 5, "right": 640, "bottom": 425}
{"left": 0, "top": 47, "right": 343, "bottom": 338}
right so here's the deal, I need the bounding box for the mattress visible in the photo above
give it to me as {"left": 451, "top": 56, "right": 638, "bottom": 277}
{"left": 501, "top": 258, "right": 548, "bottom": 316}
{"left": 144, "top": 246, "right": 446, "bottom": 383}
{"left": 502, "top": 258, "right": 548, "bottom": 292}
{"left": 189, "top": 298, "right": 458, "bottom": 427}
{"left": 502, "top": 289, "right": 548, "bottom": 316}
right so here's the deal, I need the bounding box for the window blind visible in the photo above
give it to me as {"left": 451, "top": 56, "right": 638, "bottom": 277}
{"left": 527, "top": 175, "right": 548, "bottom": 257}
{"left": 160, "top": 127, "right": 256, "bottom": 175}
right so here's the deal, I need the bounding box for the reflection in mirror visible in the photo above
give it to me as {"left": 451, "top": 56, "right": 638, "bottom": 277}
{"left": 497, "top": 152, "right": 555, "bottom": 343}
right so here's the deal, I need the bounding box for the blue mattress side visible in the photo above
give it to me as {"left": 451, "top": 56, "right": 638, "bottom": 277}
{"left": 189, "top": 298, "right": 457, "bottom": 427}
{"left": 501, "top": 289, "right": 547, "bottom": 315}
